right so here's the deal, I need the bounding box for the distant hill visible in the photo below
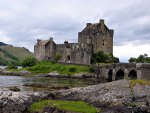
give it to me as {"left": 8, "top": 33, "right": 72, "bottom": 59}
{"left": 0, "top": 45, "right": 34, "bottom": 66}
{"left": 0, "top": 42, "right": 7, "bottom": 46}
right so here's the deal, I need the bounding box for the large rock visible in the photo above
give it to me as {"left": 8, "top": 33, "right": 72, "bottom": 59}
{"left": 50, "top": 80, "right": 150, "bottom": 112}
{"left": 0, "top": 92, "right": 45, "bottom": 113}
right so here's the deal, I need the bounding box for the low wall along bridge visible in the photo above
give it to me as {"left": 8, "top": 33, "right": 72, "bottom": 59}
{"left": 96, "top": 63, "right": 150, "bottom": 81}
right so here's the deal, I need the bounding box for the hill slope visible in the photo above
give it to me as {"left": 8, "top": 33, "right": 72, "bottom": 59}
{"left": 0, "top": 42, "right": 7, "bottom": 46}
{"left": 0, "top": 45, "right": 34, "bottom": 66}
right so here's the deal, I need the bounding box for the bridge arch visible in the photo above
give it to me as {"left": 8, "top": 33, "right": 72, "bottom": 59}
{"left": 115, "top": 69, "right": 125, "bottom": 80}
{"left": 128, "top": 70, "right": 137, "bottom": 79}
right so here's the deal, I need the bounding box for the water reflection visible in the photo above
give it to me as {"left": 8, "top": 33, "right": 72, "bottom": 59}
{"left": 0, "top": 75, "right": 104, "bottom": 93}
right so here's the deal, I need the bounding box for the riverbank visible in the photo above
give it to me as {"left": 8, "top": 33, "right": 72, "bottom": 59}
{"left": 0, "top": 68, "right": 99, "bottom": 79}
{"left": 0, "top": 80, "right": 149, "bottom": 113}
{"left": 0, "top": 61, "right": 99, "bottom": 79}
{"left": 49, "top": 80, "right": 150, "bottom": 113}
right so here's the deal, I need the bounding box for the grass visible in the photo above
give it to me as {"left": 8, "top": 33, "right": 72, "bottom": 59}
{"left": 126, "top": 102, "right": 138, "bottom": 107}
{"left": 0, "top": 45, "right": 33, "bottom": 66}
{"left": 130, "top": 79, "right": 150, "bottom": 88}
{"left": 26, "top": 61, "right": 91, "bottom": 75}
{"left": 29, "top": 100, "right": 98, "bottom": 113}
{"left": 0, "top": 45, "right": 33, "bottom": 61}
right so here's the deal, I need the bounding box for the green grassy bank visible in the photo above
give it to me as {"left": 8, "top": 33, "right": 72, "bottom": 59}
{"left": 26, "top": 61, "right": 92, "bottom": 75}
{"left": 29, "top": 99, "right": 98, "bottom": 113}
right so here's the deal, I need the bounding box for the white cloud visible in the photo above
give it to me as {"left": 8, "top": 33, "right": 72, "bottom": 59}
{"left": 0, "top": 31, "right": 12, "bottom": 44}
{"left": 0, "top": 0, "right": 150, "bottom": 62}
{"left": 114, "top": 44, "right": 150, "bottom": 62}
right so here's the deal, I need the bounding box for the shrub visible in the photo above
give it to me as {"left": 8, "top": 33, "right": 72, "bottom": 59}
{"left": 22, "top": 57, "right": 37, "bottom": 67}
{"left": 69, "top": 67, "right": 76, "bottom": 72}
{"left": 0, "top": 57, "right": 9, "bottom": 65}
{"left": 91, "top": 51, "right": 119, "bottom": 64}
{"left": 6, "top": 64, "right": 17, "bottom": 70}
{"left": 54, "top": 54, "right": 62, "bottom": 62}
{"left": 89, "top": 66, "right": 96, "bottom": 73}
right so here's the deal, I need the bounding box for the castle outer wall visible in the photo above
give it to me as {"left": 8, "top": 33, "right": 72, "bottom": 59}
{"left": 34, "top": 19, "right": 114, "bottom": 64}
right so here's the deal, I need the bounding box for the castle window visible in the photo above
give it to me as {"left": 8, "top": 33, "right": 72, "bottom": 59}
{"left": 103, "top": 40, "right": 104, "bottom": 45}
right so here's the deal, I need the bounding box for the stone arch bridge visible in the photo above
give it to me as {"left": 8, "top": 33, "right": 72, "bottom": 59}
{"left": 96, "top": 63, "right": 150, "bottom": 81}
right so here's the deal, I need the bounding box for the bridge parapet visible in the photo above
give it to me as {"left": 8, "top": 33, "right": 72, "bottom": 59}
{"left": 136, "top": 63, "right": 150, "bottom": 69}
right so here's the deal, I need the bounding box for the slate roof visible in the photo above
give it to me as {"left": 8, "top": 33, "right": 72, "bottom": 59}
{"left": 35, "top": 40, "right": 49, "bottom": 46}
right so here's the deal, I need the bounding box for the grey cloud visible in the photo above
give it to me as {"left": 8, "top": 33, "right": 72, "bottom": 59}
{"left": 105, "top": 0, "right": 150, "bottom": 46}
{"left": 0, "top": 0, "right": 150, "bottom": 52}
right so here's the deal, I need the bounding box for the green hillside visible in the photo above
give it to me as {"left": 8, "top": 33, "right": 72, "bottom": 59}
{"left": 0, "top": 45, "right": 34, "bottom": 66}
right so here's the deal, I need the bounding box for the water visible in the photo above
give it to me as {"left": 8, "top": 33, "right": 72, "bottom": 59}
{"left": 0, "top": 75, "right": 103, "bottom": 93}
{"left": 0, "top": 66, "right": 7, "bottom": 69}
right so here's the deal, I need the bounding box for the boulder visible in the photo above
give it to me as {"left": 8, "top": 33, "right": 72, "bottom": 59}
{"left": 73, "top": 73, "right": 96, "bottom": 79}
{"left": 0, "top": 92, "right": 45, "bottom": 113}
{"left": 46, "top": 72, "right": 60, "bottom": 77}
{"left": 19, "top": 70, "right": 31, "bottom": 75}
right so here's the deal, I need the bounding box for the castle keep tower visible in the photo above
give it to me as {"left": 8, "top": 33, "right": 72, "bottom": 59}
{"left": 34, "top": 19, "right": 114, "bottom": 64}
{"left": 78, "top": 19, "right": 113, "bottom": 54}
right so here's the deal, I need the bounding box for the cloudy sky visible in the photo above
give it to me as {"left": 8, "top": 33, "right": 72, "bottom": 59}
{"left": 0, "top": 0, "right": 150, "bottom": 62}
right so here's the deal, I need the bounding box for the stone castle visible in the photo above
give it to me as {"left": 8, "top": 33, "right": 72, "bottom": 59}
{"left": 34, "top": 19, "right": 114, "bottom": 64}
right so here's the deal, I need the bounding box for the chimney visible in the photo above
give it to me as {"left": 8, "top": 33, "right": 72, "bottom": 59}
{"left": 37, "top": 39, "right": 41, "bottom": 43}
{"left": 86, "top": 23, "right": 92, "bottom": 27}
{"left": 64, "top": 41, "right": 68, "bottom": 44}
{"left": 100, "top": 19, "right": 104, "bottom": 33}
{"left": 49, "top": 37, "right": 53, "bottom": 41}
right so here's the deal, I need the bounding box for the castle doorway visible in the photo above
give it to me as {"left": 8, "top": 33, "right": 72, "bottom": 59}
{"left": 128, "top": 70, "right": 137, "bottom": 79}
{"left": 115, "top": 70, "right": 124, "bottom": 80}
{"left": 67, "top": 55, "right": 70, "bottom": 63}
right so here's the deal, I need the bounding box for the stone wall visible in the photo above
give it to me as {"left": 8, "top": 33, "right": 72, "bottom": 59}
{"left": 136, "top": 63, "right": 150, "bottom": 80}
{"left": 34, "top": 45, "right": 46, "bottom": 60}
{"left": 95, "top": 63, "right": 150, "bottom": 81}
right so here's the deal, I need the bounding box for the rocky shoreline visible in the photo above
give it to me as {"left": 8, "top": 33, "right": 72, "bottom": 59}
{"left": 0, "top": 79, "right": 150, "bottom": 113}
{"left": 0, "top": 69, "right": 99, "bottom": 79}
{"left": 37, "top": 72, "right": 98, "bottom": 79}
{"left": 49, "top": 80, "right": 150, "bottom": 113}
{"left": 0, "top": 69, "right": 31, "bottom": 76}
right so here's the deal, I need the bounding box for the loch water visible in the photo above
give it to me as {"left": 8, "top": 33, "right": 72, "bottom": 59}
{"left": 0, "top": 75, "right": 103, "bottom": 93}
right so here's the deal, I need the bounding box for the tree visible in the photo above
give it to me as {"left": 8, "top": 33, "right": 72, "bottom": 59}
{"left": 22, "top": 57, "right": 37, "bottom": 67}
{"left": 54, "top": 54, "right": 62, "bottom": 62}
{"left": 128, "top": 57, "right": 137, "bottom": 63}
{"left": 91, "top": 51, "right": 119, "bottom": 64}
{"left": 128, "top": 53, "right": 150, "bottom": 63}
